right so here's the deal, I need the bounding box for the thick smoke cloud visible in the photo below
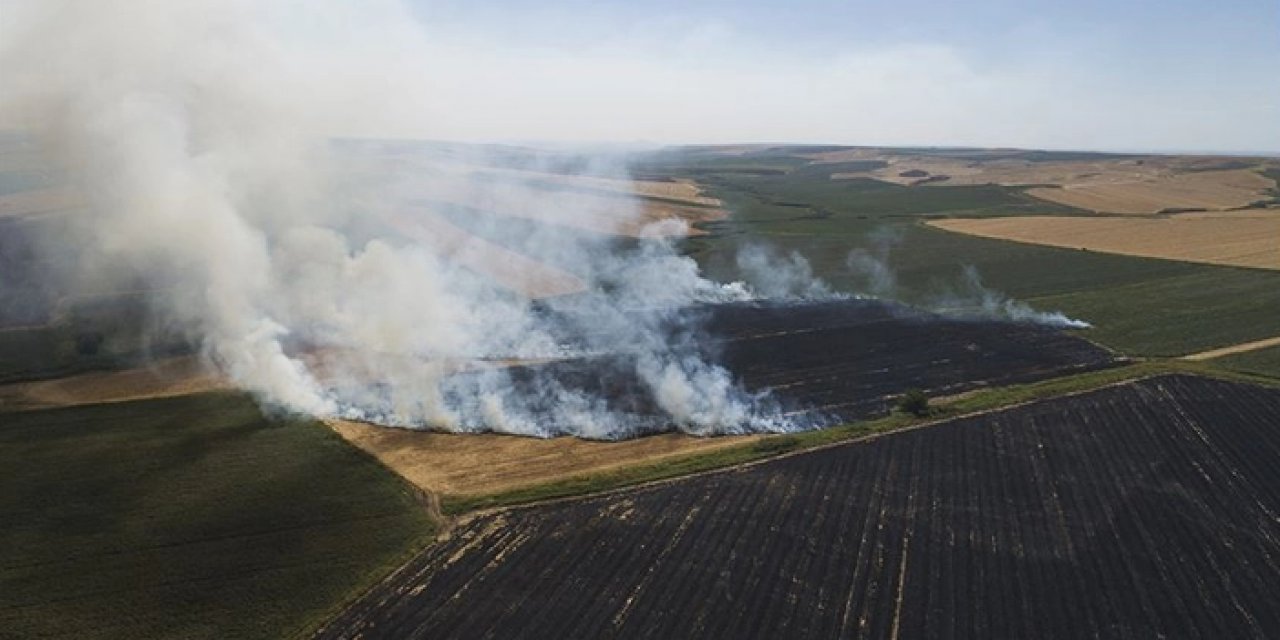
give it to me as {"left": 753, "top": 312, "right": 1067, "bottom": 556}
{"left": 0, "top": 2, "right": 1089, "bottom": 439}
{"left": 0, "top": 0, "right": 792, "bottom": 438}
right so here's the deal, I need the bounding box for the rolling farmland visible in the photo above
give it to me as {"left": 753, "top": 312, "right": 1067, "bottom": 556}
{"left": 319, "top": 375, "right": 1280, "bottom": 639}
{"left": 650, "top": 146, "right": 1280, "bottom": 357}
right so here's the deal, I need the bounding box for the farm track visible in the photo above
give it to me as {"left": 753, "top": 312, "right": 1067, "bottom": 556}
{"left": 1183, "top": 336, "right": 1280, "bottom": 361}
{"left": 317, "top": 375, "right": 1280, "bottom": 639}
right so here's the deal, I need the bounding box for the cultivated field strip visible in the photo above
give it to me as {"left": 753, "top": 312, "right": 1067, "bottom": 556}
{"left": 318, "top": 375, "right": 1280, "bottom": 639}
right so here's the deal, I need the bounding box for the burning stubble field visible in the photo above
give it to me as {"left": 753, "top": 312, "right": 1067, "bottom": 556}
{"left": 319, "top": 375, "right": 1280, "bottom": 639}
{"left": 0, "top": 393, "right": 435, "bottom": 640}
{"left": 494, "top": 300, "right": 1115, "bottom": 430}
{"left": 323, "top": 300, "right": 1116, "bottom": 505}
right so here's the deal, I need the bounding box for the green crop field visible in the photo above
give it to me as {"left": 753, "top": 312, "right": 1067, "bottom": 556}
{"left": 648, "top": 147, "right": 1280, "bottom": 357}
{"left": 0, "top": 394, "right": 434, "bottom": 640}
{"left": 1213, "top": 345, "right": 1280, "bottom": 380}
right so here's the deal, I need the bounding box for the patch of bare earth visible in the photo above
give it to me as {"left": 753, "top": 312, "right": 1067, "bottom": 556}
{"left": 928, "top": 210, "right": 1280, "bottom": 270}
{"left": 0, "top": 356, "right": 229, "bottom": 409}
{"left": 326, "top": 418, "right": 761, "bottom": 499}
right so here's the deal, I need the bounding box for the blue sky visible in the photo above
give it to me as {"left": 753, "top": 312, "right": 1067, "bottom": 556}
{"left": 395, "top": 0, "right": 1279, "bottom": 152}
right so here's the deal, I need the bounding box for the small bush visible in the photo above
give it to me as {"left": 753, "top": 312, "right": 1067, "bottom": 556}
{"left": 74, "top": 331, "right": 104, "bottom": 356}
{"left": 897, "top": 389, "right": 930, "bottom": 417}
{"left": 753, "top": 435, "right": 802, "bottom": 455}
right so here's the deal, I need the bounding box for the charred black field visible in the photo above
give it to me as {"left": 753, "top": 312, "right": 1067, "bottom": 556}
{"left": 705, "top": 300, "right": 1114, "bottom": 421}
{"left": 501, "top": 299, "right": 1117, "bottom": 433}
{"left": 318, "top": 375, "right": 1280, "bottom": 639}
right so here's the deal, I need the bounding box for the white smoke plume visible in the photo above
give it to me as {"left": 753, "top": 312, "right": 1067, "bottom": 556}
{"left": 844, "top": 227, "right": 1089, "bottom": 328}
{"left": 735, "top": 244, "right": 837, "bottom": 300}
{"left": 0, "top": 0, "right": 798, "bottom": 438}
{"left": 931, "top": 265, "right": 1091, "bottom": 329}
{"left": 844, "top": 226, "right": 903, "bottom": 298}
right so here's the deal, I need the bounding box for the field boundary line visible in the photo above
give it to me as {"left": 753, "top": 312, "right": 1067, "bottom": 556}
{"left": 1182, "top": 336, "right": 1280, "bottom": 361}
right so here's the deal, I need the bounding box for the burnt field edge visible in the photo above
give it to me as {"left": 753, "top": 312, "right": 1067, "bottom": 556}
{"left": 437, "top": 358, "right": 1278, "bottom": 516}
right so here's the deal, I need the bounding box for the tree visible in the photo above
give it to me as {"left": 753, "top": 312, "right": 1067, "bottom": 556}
{"left": 897, "top": 388, "right": 930, "bottom": 417}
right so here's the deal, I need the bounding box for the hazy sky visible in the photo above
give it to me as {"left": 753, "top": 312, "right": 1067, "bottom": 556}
{"left": 2, "top": 1, "right": 1276, "bottom": 153}
{"left": 401, "top": 0, "right": 1280, "bottom": 152}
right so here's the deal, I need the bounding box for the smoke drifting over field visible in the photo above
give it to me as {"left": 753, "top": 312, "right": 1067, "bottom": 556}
{"left": 845, "top": 228, "right": 1090, "bottom": 329}
{"left": 0, "top": 1, "right": 1086, "bottom": 438}
{"left": 0, "top": 0, "right": 792, "bottom": 438}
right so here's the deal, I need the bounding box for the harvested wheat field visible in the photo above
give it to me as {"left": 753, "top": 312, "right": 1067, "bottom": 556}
{"left": 930, "top": 209, "right": 1280, "bottom": 270}
{"left": 393, "top": 176, "right": 725, "bottom": 238}
{"left": 818, "top": 150, "right": 1276, "bottom": 211}
{"left": 390, "top": 210, "right": 589, "bottom": 298}
{"left": 326, "top": 418, "right": 760, "bottom": 499}
{"left": 0, "top": 186, "right": 83, "bottom": 218}
{"left": 1025, "top": 169, "right": 1274, "bottom": 213}
{"left": 0, "top": 356, "right": 229, "bottom": 409}
{"left": 830, "top": 157, "right": 1152, "bottom": 187}
{"left": 476, "top": 167, "right": 722, "bottom": 207}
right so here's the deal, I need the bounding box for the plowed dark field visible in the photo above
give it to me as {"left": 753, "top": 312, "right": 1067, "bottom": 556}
{"left": 506, "top": 300, "right": 1116, "bottom": 432}
{"left": 318, "top": 375, "right": 1280, "bottom": 639}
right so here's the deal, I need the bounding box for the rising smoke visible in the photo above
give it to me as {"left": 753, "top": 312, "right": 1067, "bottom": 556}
{"left": 735, "top": 244, "right": 839, "bottom": 300}
{"left": 844, "top": 227, "right": 1090, "bottom": 329}
{"left": 0, "top": 0, "right": 794, "bottom": 438}
{"left": 0, "top": 1, "right": 1086, "bottom": 439}
{"left": 928, "top": 265, "right": 1091, "bottom": 329}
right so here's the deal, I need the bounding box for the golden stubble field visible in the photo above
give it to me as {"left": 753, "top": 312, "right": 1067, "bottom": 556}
{"left": 0, "top": 356, "right": 230, "bottom": 409}
{"left": 1024, "top": 169, "right": 1273, "bottom": 214}
{"left": 327, "top": 418, "right": 759, "bottom": 499}
{"left": 929, "top": 209, "right": 1280, "bottom": 270}
{"left": 0, "top": 187, "right": 84, "bottom": 218}
{"left": 809, "top": 148, "right": 1277, "bottom": 214}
